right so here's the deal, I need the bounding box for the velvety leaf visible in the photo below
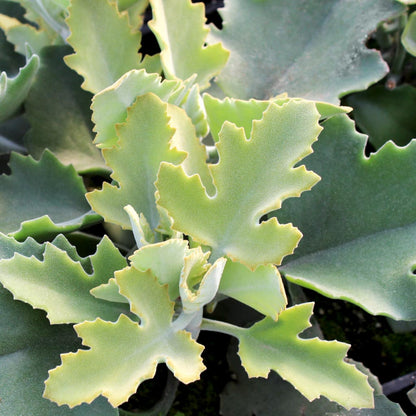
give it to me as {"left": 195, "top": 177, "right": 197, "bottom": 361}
{"left": 0, "top": 236, "right": 128, "bottom": 324}
{"left": 24, "top": 45, "right": 106, "bottom": 173}
{"left": 402, "top": 11, "right": 416, "bottom": 56}
{"left": 87, "top": 93, "right": 186, "bottom": 231}
{"left": 279, "top": 114, "right": 416, "bottom": 320}
{"left": 0, "top": 151, "right": 100, "bottom": 241}
{"left": 235, "top": 303, "right": 374, "bottom": 410}
{"left": 116, "top": 0, "right": 148, "bottom": 29}
{"left": 65, "top": 0, "right": 144, "bottom": 93}
{"left": 156, "top": 100, "right": 321, "bottom": 268}
{"left": 44, "top": 267, "right": 205, "bottom": 407}
{"left": 0, "top": 286, "right": 117, "bottom": 416}
{"left": 92, "top": 69, "right": 208, "bottom": 149}
{"left": 0, "top": 13, "right": 59, "bottom": 55}
{"left": 221, "top": 346, "right": 404, "bottom": 416}
{"left": 209, "top": 0, "right": 404, "bottom": 103}
{"left": 344, "top": 84, "right": 416, "bottom": 148}
{"left": 203, "top": 93, "right": 351, "bottom": 143}
{"left": 219, "top": 260, "right": 287, "bottom": 320}
{"left": 148, "top": 0, "right": 228, "bottom": 90}
{"left": 0, "top": 52, "right": 39, "bottom": 122}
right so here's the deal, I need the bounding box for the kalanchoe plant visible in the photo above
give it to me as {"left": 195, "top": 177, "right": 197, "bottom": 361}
{"left": 0, "top": 0, "right": 416, "bottom": 415}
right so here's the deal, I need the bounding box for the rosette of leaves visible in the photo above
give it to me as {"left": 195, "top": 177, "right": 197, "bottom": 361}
{"left": 0, "top": 0, "right": 414, "bottom": 415}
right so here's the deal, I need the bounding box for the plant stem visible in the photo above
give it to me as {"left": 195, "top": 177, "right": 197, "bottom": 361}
{"left": 200, "top": 317, "right": 244, "bottom": 339}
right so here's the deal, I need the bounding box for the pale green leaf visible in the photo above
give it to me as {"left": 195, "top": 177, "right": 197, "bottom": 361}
{"left": 116, "top": 0, "right": 148, "bottom": 29}
{"left": 236, "top": 303, "right": 374, "bottom": 410}
{"left": 87, "top": 93, "right": 186, "bottom": 231}
{"left": 0, "top": 13, "right": 54, "bottom": 55}
{"left": 219, "top": 260, "right": 287, "bottom": 320}
{"left": 92, "top": 69, "right": 207, "bottom": 149}
{"left": 0, "top": 236, "right": 128, "bottom": 324}
{"left": 279, "top": 114, "right": 416, "bottom": 320}
{"left": 44, "top": 267, "right": 205, "bottom": 408}
{"left": 0, "top": 285, "right": 117, "bottom": 416}
{"left": 402, "top": 11, "right": 416, "bottom": 56}
{"left": 345, "top": 84, "right": 416, "bottom": 148}
{"left": 203, "top": 93, "right": 351, "bottom": 143}
{"left": 124, "top": 204, "right": 155, "bottom": 248}
{"left": 156, "top": 100, "right": 321, "bottom": 268}
{"left": 148, "top": 0, "right": 229, "bottom": 90}
{"left": 65, "top": 0, "right": 143, "bottom": 94}
{"left": 0, "top": 151, "right": 100, "bottom": 241}
{"left": 209, "top": 0, "right": 404, "bottom": 103}
{"left": 24, "top": 45, "right": 106, "bottom": 174}
{"left": 0, "top": 52, "right": 39, "bottom": 122}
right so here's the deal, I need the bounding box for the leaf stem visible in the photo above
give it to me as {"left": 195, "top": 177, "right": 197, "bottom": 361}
{"left": 200, "top": 318, "right": 244, "bottom": 339}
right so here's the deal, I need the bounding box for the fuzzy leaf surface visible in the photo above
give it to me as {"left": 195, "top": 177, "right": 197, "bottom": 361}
{"left": 0, "top": 52, "right": 39, "bottom": 122}
{"left": 235, "top": 303, "right": 374, "bottom": 409}
{"left": 24, "top": 46, "right": 105, "bottom": 173}
{"left": 345, "top": 84, "right": 416, "bottom": 148}
{"left": 279, "top": 114, "right": 416, "bottom": 320}
{"left": 209, "top": 0, "right": 403, "bottom": 103}
{"left": 149, "top": 0, "right": 228, "bottom": 89}
{"left": 87, "top": 93, "right": 185, "bottom": 231}
{"left": 157, "top": 100, "right": 321, "bottom": 268}
{"left": 0, "top": 151, "right": 100, "bottom": 240}
{"left": 44, "top": 267, "right": 205, "bottom": 407}
{"left": 65, "top": 0, "right": 143, "bottom": 93}
{"left": 0, "top": 236, "right": 128, "bottom": 324}
{"left": 219, "top": 260, "right": 287, "bottom": 320}
{"left": 92, "top": 69, "right": 207, "bottom": 149}
{"left": 0, "top": 235, "right": 117, "bottom": 415}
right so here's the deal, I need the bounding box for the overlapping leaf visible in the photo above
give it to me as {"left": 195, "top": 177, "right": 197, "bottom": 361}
{"left": 0, "top": 151, "right": 100, "bottom": 241}
{"left": 157, "top": 100, "right": 321, "bottom": 268}
{"left": 88, "top": 92, "right": 211, "bottom": 231}
{"left": 0, "top": 52, "right": 39, "bottom": 122}
{"left": 24, "top": 45, "right": 106, "bottom": 173}
{"left": 0, "top": 235, "right": 128, "bottom": 324}
{"left": 219, "top": 260, "right": 287, "bottom": 320}
{"left": 208, "top": 0, "right": 404, "bottom": 103}
{"left": 65, "top": 0, "right": 144, "bottom": 94}
{"left": 345, "top": 84, "right": 416, "bottom": 148}
{"left": 149, "top": 0, "right": 229, "bottom": 90}
{"left": 44, "top": 267, "right": 206, "bottom": 408}
{"left": 278, "top": 114, "right": 416, "bottom": 320}
{"left": 234, "top": 303, "right": 374, "bottom": 410}
{"left": 0, "top": 234, "right": 117, "bottom": 415}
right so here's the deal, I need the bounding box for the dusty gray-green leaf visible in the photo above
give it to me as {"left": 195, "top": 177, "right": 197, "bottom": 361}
{"left": 24, "top": 45, "right": 106, "bottom": 174}
{"left": 209, "top": 0, "right": 404, "bottom": 103}
{"left": 279, "top": 114, "right": 416, "bottom": 320}
{"left": 345, "top": 84, "right": 416, "bottom": 149}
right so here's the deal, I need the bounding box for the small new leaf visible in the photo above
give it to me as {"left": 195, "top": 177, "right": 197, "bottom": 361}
{"left": 157, "top": 100, "right": 321, "bottom": 268}
{"left": 44, "top": 267, "right": 205, "bottom": 408}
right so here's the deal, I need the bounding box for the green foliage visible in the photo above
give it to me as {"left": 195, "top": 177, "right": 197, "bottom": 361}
{"left": 0, "top": 0, "right": 415, "bottom": 414}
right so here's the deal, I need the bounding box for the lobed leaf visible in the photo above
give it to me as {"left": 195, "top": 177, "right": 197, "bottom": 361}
{"left": 0, "top": 151, "right": 100, "bottom": 241}
{"left": 149, "top": 0, "right": 229, "bottom": 90}
{"left": 65, "top": 0, "right": 144, "bottom": 94}
{"left": 0, "top": 236, "right": 128, "bottom": 324}
{"left": 279, "top": 114, "right": 416, "bottom": 320}
{"left": 0, "top": 52, "right": 39, "bottom": 123}
{"left": 24, "top": 45, "right": 106, "bottom": 174}
{"left": 44, "top": 267, "right": 205, "bottom": 408}
{"left": 87, "top": 93, "right": 186, "bottom": 231}
{"left": 209, "top": 0, "right": 404, "bottom": 103}
{"left": 236, "top": 303, "right": 374, "bottom": 410}
{"left": 156, "top": 100, "right": 321, "bottom": 268}
{"left": 345, "top": 84, "right": 416, "bottom": 149}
